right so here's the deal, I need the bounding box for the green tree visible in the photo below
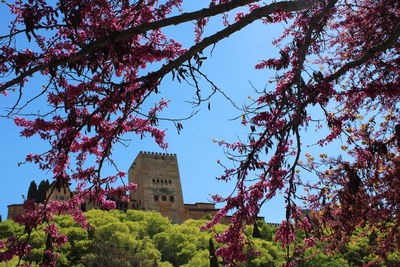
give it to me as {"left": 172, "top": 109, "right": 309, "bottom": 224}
{"left": 143, "top": 211, "right": 172, "bottom": 238}
{"left": 297, "top": 250, "right": 350, "bottom": 267}
{"left": 36, "top": 180, "right": 49, "bottom": 203}
{"left": 253, "top": 223, "right": 262, "bottom": 239}
{"left": 0, "top": 220, "right": 23, "bottom": 239}
{"left": 59, "top": 227, "right": 91, "bottom": 266}
{"left": 27, "top": 180, "right": 38, "bottom": 201}
{"left": 24, "top": 230, "right": 46, "bottom": 265}
{"left": 182, "top": 250, "right": 209, "bottom": 267}
{"left": 209, "top": 238, "right": 219, "bottom": 267}
{"left": 342, "top": 235, "right": 380, "bottom": 266}
{"left": 256, "top": 221, "right": 275, "bottom": 241}
{"left": 154, "top": 223, "right": 208, "bottom": 266}
{"left": 385, "top": 252, "right": 400, "bottom": 267}
{"left": 239, "top": 239, "right": 285, "bottom": 267}
{"left": 84, "top": 209, "right": 121, "bottom": 226}
{"left": 84, "top": 223, "right": 161, "bottom": 267}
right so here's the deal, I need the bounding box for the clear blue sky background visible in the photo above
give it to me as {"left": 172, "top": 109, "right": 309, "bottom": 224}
{"left": 0, "top": 1, "right": 334, "bottom": 222}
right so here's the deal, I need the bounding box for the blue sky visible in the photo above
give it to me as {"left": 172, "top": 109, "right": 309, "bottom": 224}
{"left": 0, "top": 1, "right": 335, "bottom": 223}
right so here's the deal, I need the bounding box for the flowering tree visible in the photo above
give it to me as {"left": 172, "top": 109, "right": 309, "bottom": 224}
{"left": 0, "top": 0, "right": 399, "bottom": 265}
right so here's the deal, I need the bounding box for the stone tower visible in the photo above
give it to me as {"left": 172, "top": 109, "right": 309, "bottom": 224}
{"left": 128, "top": 151, "right": 187, "bottom": 223}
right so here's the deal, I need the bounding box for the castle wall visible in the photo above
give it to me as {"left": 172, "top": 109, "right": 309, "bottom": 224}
{"left": 7, "top": 204, "right": 24, "bottom": 220}
{"left": 184, "top": 203, "right": 219, "bottom": 220}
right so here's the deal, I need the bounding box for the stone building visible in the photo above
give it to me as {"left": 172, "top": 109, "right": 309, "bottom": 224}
{"left": 7, "top": 204, "right": 24, "bottom": 220}
{"left": 128, "top": 151, "right": 219, "bottom": 223}
{"left": 8, "top": 151, "right": 222, "bottom": 223}
{"left": 46, "top": 183, "right": 73, "bottom": 202}
{"left": 7, "top": 182, "right": 74, "bottom": 220}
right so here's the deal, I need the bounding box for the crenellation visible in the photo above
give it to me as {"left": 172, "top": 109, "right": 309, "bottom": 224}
{"left": 137, "top": 151, "right": 177, "bottom": 160}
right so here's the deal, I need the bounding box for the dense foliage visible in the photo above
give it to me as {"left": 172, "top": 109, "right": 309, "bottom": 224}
{"left": 0, "top": 0, "right": 399, "bottom": 265}
{"left": 1, "top": 210, "right": 399, "bottom": 267}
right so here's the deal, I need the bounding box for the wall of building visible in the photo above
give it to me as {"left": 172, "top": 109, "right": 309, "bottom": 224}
{"left": 8, "top": 183, "right": 73, "bottom": 220}
{"left": 184, "top": 203, "right": 219, "bottom": 220}
{"left": 46, "top": 185, "right": 73, "bottom": 202}
{"left": 7, "top": 204, "right": 24, "bottom": 220}
{"left": 128, "top": 151, "right": 187, "bottom": 223}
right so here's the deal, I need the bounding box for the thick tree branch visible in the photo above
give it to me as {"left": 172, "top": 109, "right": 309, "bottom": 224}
{"left": 326, "top": 22, "right": 400, "bottom": 83}
{"left": 293, "top": 0, "right": 338, "bottom": 82}
{"left": 1, "top": 0, "right": 258, "bottom": 92}
{"left": 0, "top": 0, "right": 316, "bottom": 93}
{"left": 149, "top": 0, "right": 318, "bottom": 87}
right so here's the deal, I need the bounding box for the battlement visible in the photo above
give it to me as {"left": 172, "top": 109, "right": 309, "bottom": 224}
{"left": 129, "top": 151, "right": 177, "bottom": 170}
{"left": 138, "top": 151, "right": 177, "bottom": 159}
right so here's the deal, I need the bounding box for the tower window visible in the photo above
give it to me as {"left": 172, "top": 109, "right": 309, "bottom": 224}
{"left": 152, "top": 179, "right": 155, "bottom": 183}
{"left": 161, "top": 179, "right": 164, "bottom": 183}
{"left": 154, "top": 195, "right": 159, "bottom": 201}
{"left": 169, "top": 196, "right": 174, "bottom": 202}
{"left": 169, "top": 180, "right": 172, "bottom": 184}
{"left": 157, "top": 179, "right": 159, "bottom": 183}
{"left": 162, "top": 196, "right": 167, "bottom": 201}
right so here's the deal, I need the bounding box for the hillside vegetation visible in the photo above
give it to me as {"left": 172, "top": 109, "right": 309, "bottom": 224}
{"left": 1, "top": 210, "right": 399, "bottom": 266}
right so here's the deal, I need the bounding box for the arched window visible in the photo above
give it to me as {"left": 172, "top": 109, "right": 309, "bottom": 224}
{"left": 169, "top": 180, "right": 172, "bottom": 184}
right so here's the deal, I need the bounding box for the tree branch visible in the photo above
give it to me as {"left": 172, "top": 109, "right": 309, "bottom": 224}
{"left": 148, "top": 0, "right": 318, "bottom": 87}
{"left": 326, "top": 22, "right": 400, "bottom": 83}
{"left": 0, "top": 0, "right": 316, "bottom": 93}
{"left": 0, "top": 0, "right": 259, "bottom": 92}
